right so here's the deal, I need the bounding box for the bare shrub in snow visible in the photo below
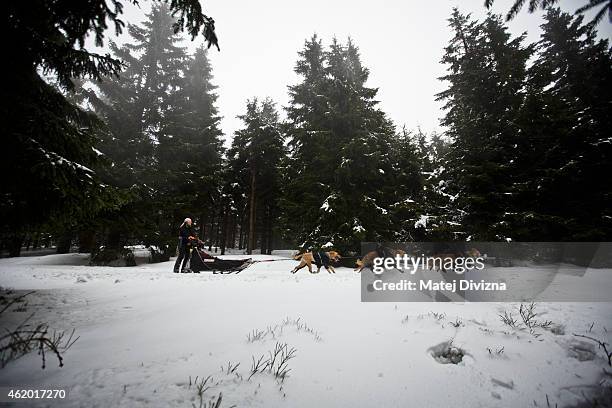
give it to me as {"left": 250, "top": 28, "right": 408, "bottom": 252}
{"left": 221, "top": 361, "right": 240, "bottom": 376}
{"left": 189, "top": 375, "right": 212, "bottom": 401}
{"left": 246, "top": 342, "right": 298, "bottom": 382}
{"left": 189, "top": 342, "right": 297, "bottom": 405}
{"left": 271, "top": 342, "right": 297, "bottom": 381}
{"left": 245, "top": 342, "right": 297, "bottom": 382}
{"left": 519, "top": 302, "right": 553, "bottom": 331}
{"left": 572, "top": 333, "right": 612, "bottom": 366}
{"left": 248, "top": 354, "right": 269, "bottom": 380}
{"left": 245, "top": 317, "right": 322, "bottom": 343}
{"left": 246, "top": 328, "right": 265, "bottom": 342}
{"left": 499, "top": 303, "right": 553, "bottom": 336}
{"left": 429, "top": 311, "right": 446, "bottom": 321}
{"left": 189, "top": 376, "right": 237, "bottom": 408}
{"left": 499, "top": 310, "right": 519, "bottom": 328}
{"left": 487, "top": 346, "right": 505, "bottom": 356}
{"left": 0, "top": 291, "right": 79, "bottom": 369}
{"left": 450, "top": 317, "right": 464, "bottom": 328}
{"left": 196, "top": 391, "right": 233, "bottom": 408}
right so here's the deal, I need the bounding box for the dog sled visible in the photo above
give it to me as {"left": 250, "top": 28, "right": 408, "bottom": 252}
{"left": 188, "top": 249, "right": 253, "bottom": 274}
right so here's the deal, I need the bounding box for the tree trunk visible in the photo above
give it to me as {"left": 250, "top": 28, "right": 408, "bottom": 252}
{"left": 56, "top": 231, "right": 73, "bottom": 254}
{"left": 106, "top": 229, "right": 122, "bottom": 250}
{"left": 226, "top": 214, "right": 232, "bottom": 250}
{"left": 32, "top": 232, "right": 40, "bottom": 250}
{"left": 238, "top": 214, "right": 244, "bottom": 250}
{"left": 247, "top": 172, "right": 257, "bottom": 255}
{"left": 214, "top": 212, "right": 221, "bottom": 253}
{"left": 7, "top": 233, "right": 24, "bottom": 257}
{"left": 240, "top": 208, "right": 249, "bottom": 249}
{"left": 220, "top": 206, "right": 228, "bottom": 255}
{"left": 230, "top": 215, "right": 237, "bottom": 249}
{"left": 199, "top": 212, "right": 206, "bottom": 238}
{"left": 266, "top": 209, "right": 274, "bottom": 255}
{"left": 208, "top": 211, "right": 215, "bottom": 251}
{"left": 78, "top": 229, "right": 96, "bottom": 253}
{"left": 260, "top": 208, "right": 267, "bottom": 255}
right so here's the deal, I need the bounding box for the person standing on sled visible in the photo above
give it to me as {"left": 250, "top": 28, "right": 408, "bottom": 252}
{"left": 174, "top": 218, "right": 197, "bottom": 273}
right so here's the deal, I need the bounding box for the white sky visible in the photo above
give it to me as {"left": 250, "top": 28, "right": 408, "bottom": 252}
{"left": 105, "top": 0, "right": 611, "bottom": 144}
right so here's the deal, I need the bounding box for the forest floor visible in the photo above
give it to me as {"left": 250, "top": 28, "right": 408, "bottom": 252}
{"left": 0, "top": 251, "right": 611, "bottom": 407}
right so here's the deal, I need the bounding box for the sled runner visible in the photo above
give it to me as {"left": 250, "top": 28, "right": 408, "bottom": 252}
{"left": 188, "top": 249, "right": 252, "bottom": 274}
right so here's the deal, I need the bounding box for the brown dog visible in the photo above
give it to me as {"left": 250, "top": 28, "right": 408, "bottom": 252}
{"left": 292, "top": 251, "right": 341, "bottom": 274}
{"left": 355, "top": 248, "right": 406, "bottom": 273}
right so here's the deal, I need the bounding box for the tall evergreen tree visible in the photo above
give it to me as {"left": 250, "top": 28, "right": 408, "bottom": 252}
{"left": 89, "top": 3, "right": 224, "bottom": 254}
{"left": 2, "top": 0, "right": 217, "bottom": 256}
{"left": 318, "top": 38, "right": 397, "bottom": 251}
{"left": 88, "top": 3, "right": 186, "bottom": 252}
{"left": 230, "top": 98, "right": 285, "bottom": 254}
{"left": 282, "top": 35, "right": 332, "bottom": 246}
{"left": 512, "top": 8, "right": 612, "bottom": 239}
{"left": 284, "top": 36, "right": 402, "bottom": 252}
{"left": 437, "top": 10, "right": 533, "bottom": 240}
{"left": 176, "top": 45, "right": 225, "bottom": 239}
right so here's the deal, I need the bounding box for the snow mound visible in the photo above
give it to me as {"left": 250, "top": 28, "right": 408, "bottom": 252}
{"left": 429, "top": 340, "right": 467, "bottom": 365}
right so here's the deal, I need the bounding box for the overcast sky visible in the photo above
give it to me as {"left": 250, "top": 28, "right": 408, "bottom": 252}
{"left": 109, "top": 1, "right": 611, "bottom": 144}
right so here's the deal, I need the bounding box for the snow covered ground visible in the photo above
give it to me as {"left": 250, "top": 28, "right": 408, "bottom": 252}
{"left": 0, "top": 252, "right": 611, "bottom": 407}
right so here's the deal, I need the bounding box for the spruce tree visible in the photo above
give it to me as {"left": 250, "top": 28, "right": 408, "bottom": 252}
{"left": 284, "top": 36, "right": 401, "bottom": 252}
{"left": 230, "top": 98, "right": 285, "bottom": 254}
{"left": 321, "top": 39, "right": 397, "bottom": 251}
{"left": 437, "top": 10, "right": 533, "bottom": 240}
{"left": 282, "top": 35, "right": 332, "bottom": 246}
{"left": 89, "top": 3, "right": 223, "bottom": 254}
{"left": 514, "top": 9, "right": 612, "bottom": 239}
{"left": 391, "top": 129, "right": 457, "bottom": 242}
{"left": 176, "top": 45, "right": 225, "bottom": 236}
{"left": 3, "top": 0, "right": 217, "bottom": 256}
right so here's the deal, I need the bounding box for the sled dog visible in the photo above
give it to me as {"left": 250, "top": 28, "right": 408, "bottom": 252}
{"left": 291, "top": 251, "right": 341, "bottom": 274}
{"left": 355, "top": 248, "right": 407, "bottom": 273}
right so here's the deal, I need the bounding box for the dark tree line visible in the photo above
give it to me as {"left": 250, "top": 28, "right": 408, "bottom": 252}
{"left": 1, "top": 0, "right": 217, "bottom": 257}
{"left": 84, "top": 3, "right": 224, "bottom": 261}
{"left": 2, "top": 3, "right": 610, "bottom": 259}
{"left": 229, "top": 8, "right": 611, "bottom": 252}
{"left": 436, "top": 8, "right": 611, "bottom": 241}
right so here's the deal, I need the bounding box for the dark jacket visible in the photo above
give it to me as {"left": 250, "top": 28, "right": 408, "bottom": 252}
{"left": 178, "top": 224, "right": 196, "bottom": 247}
{"left": 313, "top": 251, "right": 330, "bottom": 267}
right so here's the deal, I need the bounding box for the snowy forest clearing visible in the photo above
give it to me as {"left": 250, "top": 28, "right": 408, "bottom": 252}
{"left": 1, "top": 254, "right": 611, "bottom": 407}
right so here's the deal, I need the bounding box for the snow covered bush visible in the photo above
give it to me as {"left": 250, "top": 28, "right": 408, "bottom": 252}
{"left": 148, "top": 245, "right": 170, "bottom": 263}
{"left": 90, "top": 247, "right": 136, "bottom": 266}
